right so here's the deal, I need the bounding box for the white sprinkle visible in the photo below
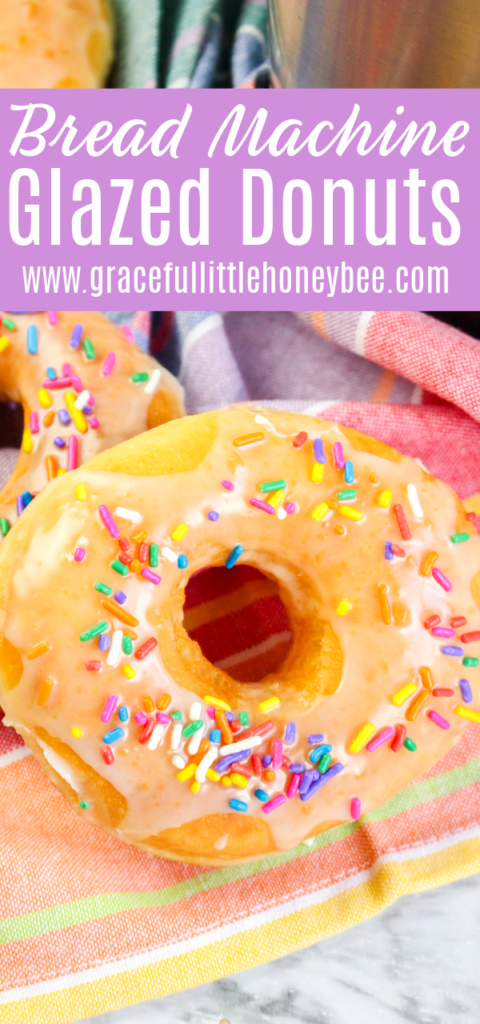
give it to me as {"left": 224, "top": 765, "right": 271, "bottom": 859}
{"left": 106, "top": 629, "right": 123, "bottom": 667}
{"left": 195, "top": 745, "right": 219, "bottom": 783}
{"left": 172, "top": 754, "right": 185, "bottom": 770}
{"left": 170, "top": 721, "right": 183, "bottom": 751}
{"left": 407, "top": 483, "right": 424, "bottom": 519}
{"left": 213, "top": 833, "right": 229, "bottom": 850}
{"left": 115, "top": 507, "right": 142, "bottom": 524}
{"left": 219, "top": 735, "right": 262, "bottom": 756}
{"left": 147, "top": 723, "right": 164, "bottom": 751}
{"left": 188, "top": 722, "right": 205, "bottom": 755}
{"left": 161, "top": 546, "right": 178, "bottom": 564}
{"left": 74, "top": 389, "right": 91, "bottom": 411}
{"left": 144, "top": 367, "right": 161, "bottom": 394}
{"left": 189, "top": 701, "right": 201, "bottom": 721}
{"left": 277, "top": 507, "right": 287, "bottom": 520}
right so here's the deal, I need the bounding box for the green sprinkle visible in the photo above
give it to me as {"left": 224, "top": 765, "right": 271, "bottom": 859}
{"left": 171, "top": 710, "right": 182, "bottom": 721}
{"left": 259, "top": 480, "right": 287, "bottom": 493}
{"left": 451, "top": 532, "right": 470, "bottom": 543}
{"left": 94, "top": 581, "right": 113, "bottom": 596}
{"left": 337, "top": 489, "right": 357, "bottom": 501}
{"left": 2, "top": 318, "right": 15, "bottom": 330}
{"left": 131, "top": 372, "right": 149, "bottom": 383}
{"left": 149, "top": 543, "right": 159, "bottom": 568}
{"left": 0, "top": 518, "right": 10, "bottom": 537}
{"left": 182, "top": 719, "right": 204, "bottom": 737}
{"left": 79, "top": 620, "right": 109, "bottom": 642}
{"left": 404, "top": 737, "right": 417, "bottom": 752}
{"left": 122, "top": 636, "right": 133, "bottom": 655}
{"left": 318, "top": 753, "right": 332, "bottom": 774}
{"left": 110, "top": 559, "right": 129, "bottom": 577}
{"left": 463, "top": 657, "right": 479, "bottom": 667}
{"left": 239, "top": 711, "right": 249, "bottom": 727}
{"left": 79, "top": 800, "right": 90, "bottom": 809}
{"left": 83, "top": 338, "right": 95, "bottom": 360}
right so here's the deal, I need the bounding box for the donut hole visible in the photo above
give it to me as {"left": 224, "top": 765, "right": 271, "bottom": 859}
{"left": 0, "top": 401, "right": 23, "bottom": 450}
{"left": 183, "top": 564, "right": 293, "bottom": 682}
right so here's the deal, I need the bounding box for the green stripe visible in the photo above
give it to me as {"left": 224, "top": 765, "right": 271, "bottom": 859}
{"left": 3, "top": 754, "right": 480, "bottom": 946}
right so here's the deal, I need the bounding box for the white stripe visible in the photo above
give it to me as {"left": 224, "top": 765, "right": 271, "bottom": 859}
{"left": 214, "top": 630, "right": 291, "bottom": 670}
{"left": 0, "top": 746, "right": 31, "bottom": 769}
{"left": 169, "top": 77, "right": 190, "bottom": 89}
{"left": 182, "top": 314, "right": 223, "bottom": 361}
{"left": 2, "top": 822, "right": 480, "bottom": 1005}
{"left": 236, "top": 24, "right": 266, "bottom": 45}
{"left": 353, "top": 311, "right": 375, "bottom": 355}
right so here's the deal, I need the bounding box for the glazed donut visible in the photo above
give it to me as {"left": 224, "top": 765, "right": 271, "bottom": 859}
{"left": 0, "top": 311, "right": 184, "bottom": 539}
{"left": 1, "top": 406, "right": 480, "bottom": 866}
{"left": 0, "top": 0, "right": 113, "bottom": 88}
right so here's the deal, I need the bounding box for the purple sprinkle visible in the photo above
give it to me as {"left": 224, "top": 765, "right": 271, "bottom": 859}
{"left": 385, "top": 541, "right": 394, "bottom": 560}
{"left": 101, "top": 695, "right": 118, "bottom": 724}
{"left": 428, "top": 709, "right": 450, "bottom": 730}
{"left": 135, "top": 711, "right": 148, "bottom": 726}
{"left": 221, "top": 480, "right": 234, "bottom": 491}
{"left": 215, "top": 749, "right": 251, "bottom": 773}
{"left": 299, "top": 768, "right": 319, "bottom": 795}
{"left": 208, "top": 511, "right": 219, "bottom": 521}
{"left": 307, "top": 733, "right": 324, "bottom": 744}
{"left": 313, "top": 438, "right": 325, "bottom": 464}
{"left": 98, "top": 634, "right": 110, "bottom": 651}
{"left": 74, "top": 548, "right": 86, "bottom": 562}
{"left": 99, "top": 504, "right": 120, "bottom": 539}
{"left": 82, "top": 405, "right": 93, "bottom": 416}
{"left": 262, "top": 754, "right": 272, "bottom": 768}
{"left": 114, "top": 591, "right": 127, "bottom": 605}
{"left": 156, "top": 713, "right": 170, "bottom": 725}
{"left": 54, "top": 436, "right": 66, "bottom": 449}
{"left": 441, "top": 645, "right": 463, "bottom": 657}
{"left": 289, "top": 763, "right": 306, "bottom": 774}
{"left": 300, "top": 762, "right": 344, "bottom": 801}
{"left": 57, "top": 409, "right": 71, "bottom": 425}
{"left": 225, "top": 711, "right": 235, "bottom": 722}
{"left": 69, "top": 324, "right": 83, "bottom": 349}
{"left": 285, "top": 722, "right": 296, "bottom": 744}
{"left": 459, "top": 678, "right": 472, "bottom": 703}
{"left": 250, "top": 498, "right": 276, "bottom": 515}
{"left": 333, "top": 442, "right": 345, "bottom": 469}
{"left": 141, "top": 568, "right": 161, "bottom": 585}
{"left": 285, "top": 502, "right": 296, "bottom": 515}
{"left": 432, "top": 567, "right": 452, "bottom": 592}
{"left": 432, "top": 627, "right": 456, "bottom": 638}
{"left": 16, "top": 495, "right": 25, "bottom": 516}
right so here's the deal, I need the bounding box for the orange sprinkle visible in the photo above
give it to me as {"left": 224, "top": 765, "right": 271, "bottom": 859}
{"left": 46, "top": 455, "right": 57, "bottom": 481}
{"left": 132, "top": 529, "right": 148, "bottom": 544}
{"left": 378, "top": 584, "right": 392, "bottom": 625}
{"left": 121, "top": 628, "right": 138, "bottom": 641}
{"left": 233, "top": 432, "right": 264, "bottom": 447}
{"left": 419, "top": 666, "right": 434, "bottom": 691}
{"left": 27, "top": 641, "right": 50, "bottom": 660}
{"left": 130, "top": 559, "right": 142, "bottom": 573}
{"left": 420, "top": 551, "right": 438, "bottom": 577}
{"left": 328, "top": 499, "right": 339, "bottom": 510}
{"left": 37, "top": 677, "right": 54, "bottom": 706}
{"left": 264, "top": 769, "right": 276, "bottom": 782}
{"left": 100, "top": 598, "right": 139, "bottom": 628}
{"left": 191, "top": 738, "right": 210, "bottom": 764}
{"left": 43, "top": 411, "right": 55, "bottom": 427}
{"left": 334, "top": 525, "right": 345, "bottom": 535}
{"left": 142, "top": 696, "right": 155, "bottom": 714}
{"left": 216, "top": 709, "right": 233, "bottom": 745}
{"left": 406, "top": 689, "right": 430, "bottom": 721}
{"left": 369, "top": 473, "right": 378, "bottom": 483}
{"left": 157, "top": 693, "right": 171, "bottom": 710}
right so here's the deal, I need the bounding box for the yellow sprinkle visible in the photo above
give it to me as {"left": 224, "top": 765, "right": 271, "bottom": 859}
{"left": 267, "top": 489, "right": 286, "bottom": 508}
{"left": 203, "top": 694, "right": 231, "bottom": 711}
{"left": 27, "top": 640, "right": 50, "bottom": 660}
{"left": 22, "top": 428, "right": 33, "bottom": 454}
{"left": 349, "top": 723, "right": 375, "bottom": 753}
{"left": 71, "top": 727, "right": 83, "bottom": 738}
{"left": 233, "top": 432, "right": 264, "bottom": 447}
{"left": 190, "top": 780, "right": 201, "bottom": 794}
{"left": 420, "top": 551, "right": 438, "bottom": 577}
{"left": 221, "top": 775, "right": 232, "bottom": 786}
{"left": 259, "top": 697, "right": 280, "bottom": 713}
{"left": 177, "top": 763, "right": 197, "bottom": 781}
{"left": 336, "top": 599, "right": 351, "bottom": 616}
{"left": 312, "top": 502, "right": 329, "bottom": 521}
{"left": 122, "top": 665, "right": 136, "bottom": 679}
{"left": 454, "top": 706, "right": 480, "bottom": 722}
{"left": 338, "top": 507, "right": 363, "bottom": 521}
{"left": 206, "top": 768, "right": 221, "bottom": 782}
{"left": 0, "top": 337, "right": 10, "bottom": 353}
{"left": 391, "top": 683, "right": 418, "bottom": 706}
{"left": 76, "top": 485, "right": 87, "bottom": 501}
{"left": 378, "top": 490, "right": 392, "bottom": 508}
{"left": 311, "top": 463, "right": 324, "bottom": 483}
{"left": 230, "top": 772, "right": 248, "bottom": 788}
{"left": 64, "top": 390, "right": 87, "bottom": 433}
{"left": 172, "top": 523, "right": 188, "bottom": 542}
{"left": 38, "top": 388, "right": 52, "bottom": 408}
{"left": 57, "top": 468, "right": 66, "bottom": 476}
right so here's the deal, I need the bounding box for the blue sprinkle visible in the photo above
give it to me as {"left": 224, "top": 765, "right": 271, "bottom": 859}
{"left": 459, "top": 678, "right": 472, "bottom": 703}
{"left": 103, "top": 727, "right": 124, "bottom": 744}
{"left": 385, "top": 541, "right": 394, "bottom": 560}
{"left": 262, "top": 754, "right": 272, "bottom": 768}
{"left": 309, "top": 744, "right": 333, "bottom": 763}
{"left": 225, "top": 710, "right": 235, "bottom": 722}
{"left": 58, "top": 409, "right": 71, "bottom": 425}
{"left": 313, "top": 438, "right": 325, "bottom": 464}
{"left": 344, "top": 461, "right": 354, "bottom": 484}
{"left": 16, "top": 495, "right": 24, "bottom": 516}
{"left": 254, "top": 789, "right": 269, "bottom": 803}
{"left": 118, "top": 706, "right": 129, "bottom": 722}
{"left": 285, "top": 721, "right": 296, "bottom": 744}
{"left": 114, "top": 591, "right": 127, "bottom": 605}
{"left": 46, "top": 367, "right": 56, "bottom": 380}
{"left": 27, "top": 324, "right": 37, "bottom": 354}
{"left": 307, "top": 733, "right": 324, "bottom": 744}
{"left": 208, "top": 511, "right": 219, "bottom": 521}
{"left": 209, "top": 729, "right": 222, "bottom": 743}
{"left": 54, "top": 437, "right": 66, "bottom": 448}
{"left": 300, "top": 762, "right": 344, "bottom": 802}
{"left": 70, "top": 324, "right": 83, "bottom": 349}
{"left": 98, "top": 634, "right": 110, "bottom": 651}
{"left": 229, "top": 799, "right": 248, "bottom": 813}
{"left": 442, "top": 646, "right": 464, "bottom": 657}
{"left": 299, "top": 769, "right": 319, "bottom": 795}
{"left": 289, "top": 763, "right": 306, "bottom": 774}
{"left": 83, "top": 405, "right": 93, "bottom": 416}
{"left": 178, "top": 554, "right": 188, "bottom": 569}
{"left": 22, "top": 491, "right": 33, "bottom": 506}
{"left": 225, "top": 544, "right": 243, "bottom": 569}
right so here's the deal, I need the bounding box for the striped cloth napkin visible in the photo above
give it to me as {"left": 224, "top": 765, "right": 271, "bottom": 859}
{"left": 2, "top": 309, "right": 480, "bottom": 1023}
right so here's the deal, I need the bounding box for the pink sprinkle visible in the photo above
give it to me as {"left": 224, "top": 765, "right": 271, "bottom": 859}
{"left": 121, "top": 325, "right": 136, "bottom": 344}
{"left": 366, "top": 726, "right": 396, "bottom": 753}
{"left": 71, "top": 375, "right": 82, "bottom": 393}
{"left": 285, "top": 502, "right": 296, "bottom": 515}
{"left": 351, "top": 796, "right": 361, "bottom": 820}
{"left": 102, "top": 352, "right": 116, "bottom": 377}
{"left": 333, "top": 442, "right": 345, "bottom": 469}
{"left": 67, "top": 435, "right": 78, "bottom": 471}
{"left": 47, "top": 311, "right": 58, "bottom": 326}
{"left": 99, "top": 504, "right": 120, "bottom": 539}
{"left": 30, "top": 411, "right": 39, "bottom": 434}
{"left": 88, "top": 416, "right": 100, "bottom": 429}
{"left": 62, "top": 362, "right": 72, "bottom": 375}
{"left": 271, "top": 739, "right": 283, "bottom": 769}
{"left": 156, "top": 713, "right": 170, "bottom": 725}
{"left": 134, "top": 712, "right": 148, "bottom": 726}
{"left": 428, "top": 709, "right": 450, "bottom": 730}
{"left": 249, "top": 498, "right": 275, "bottom": 515}
{"left": 43, "top": 376, "right": 73, "bottom": 390}
{"left": 221, "top": 480, "right": 234, "bottom": 491}
{"left": 286, "top": 773, "right": 301, "bottom": 799}
{"left": 141, "top": 567, "right": 161, "bottom": 585}
{"left": 432, "top": 567, "right": 452, "bottom": 592}
{"left": 432, "top": 627, "right": 455, "bottom": 638}
{"left": 262, "top": 793, "right": 287, "bottom": 814}
{"left": 206, "top": 706, "right": 216, "bottom": 720}
{"left": 101, "top": 695, "right": 118, "bottom": 723}
{"left": 74, "top": 547, "right": 86, "bottom": 562}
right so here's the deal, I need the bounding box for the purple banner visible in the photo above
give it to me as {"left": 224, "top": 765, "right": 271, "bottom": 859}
{"left": 0, "top": 89, "right": 478, "bottom": 310}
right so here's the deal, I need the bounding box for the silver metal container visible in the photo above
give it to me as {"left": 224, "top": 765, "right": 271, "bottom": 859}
{"left": 269, "top": 0, "right": 480, "bottom": 88}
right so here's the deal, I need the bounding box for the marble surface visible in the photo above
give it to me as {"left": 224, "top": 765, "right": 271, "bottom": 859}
{"left": 78, "top": 873, "right": 480, "bottom": 1024}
